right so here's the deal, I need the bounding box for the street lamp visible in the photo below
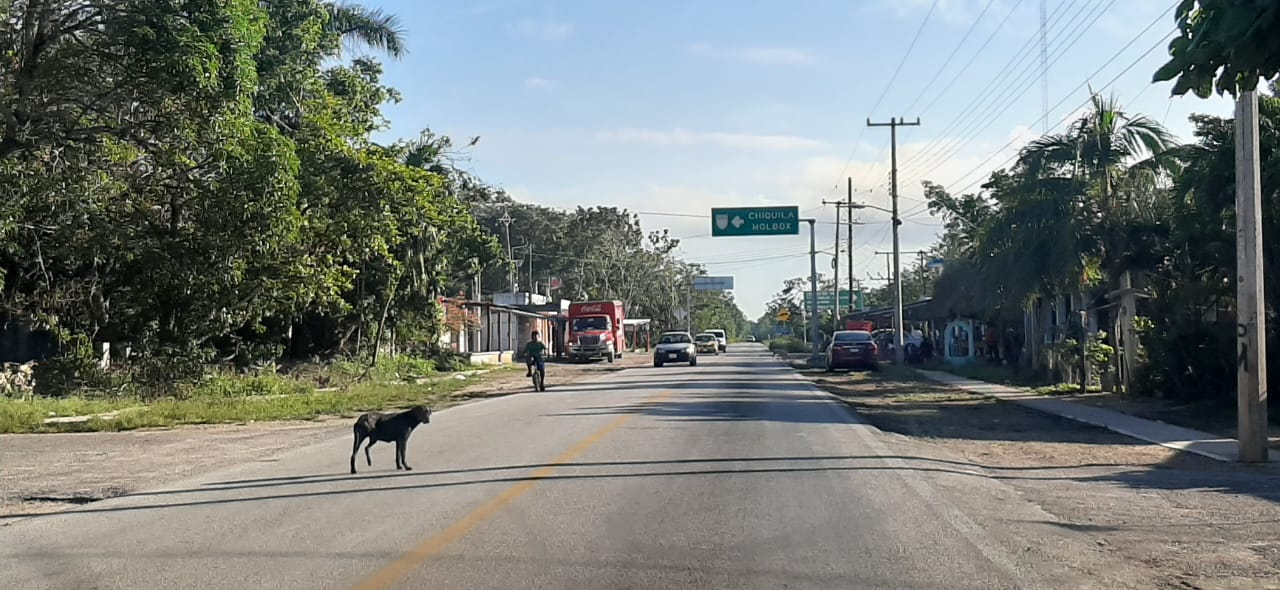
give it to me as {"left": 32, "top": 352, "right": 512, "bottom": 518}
{"left": 851, "top": 202, "right": 905, "bottom": 365}
{"left": 498, "top": 211, "right": 515, "bottom": 292}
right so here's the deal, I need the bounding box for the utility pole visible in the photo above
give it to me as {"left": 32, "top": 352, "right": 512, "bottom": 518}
{"left": 833, "top": 202, "right": 840, "bottom": 334}
{"left": 820, "top": 202, "right": 846, "bottom": 334}
{"left": 805, "top": 218, "right": 820, "bottom": 355}
{"left": 868, "top": 117, "right": 920, "bottom": 365}
{"left": 1235, "top": 90, "right": 1268, "bottom": 463}
{"left": 826, "top": 181, "right": 865, "bottom": 318}
{"left": 527, "top": 244, "right": 535, "bottom": 296}
{"left": 847, "top": 177, "right": 856, "bottom": 312}
{"left": 498, "top": 211, "right": 515, "bottom": 293}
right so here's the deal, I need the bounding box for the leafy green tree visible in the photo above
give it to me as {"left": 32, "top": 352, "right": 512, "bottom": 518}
{"left": 1154, "top": 0, "right": 1280, "bottom": 97}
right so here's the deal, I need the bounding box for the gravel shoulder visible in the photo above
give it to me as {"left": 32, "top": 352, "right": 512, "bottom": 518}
{"left": 0, "top": 356, "right": 644, "bottom": 518}
{"left": 804, "top": 368, "right": 1280, "bottom": 589}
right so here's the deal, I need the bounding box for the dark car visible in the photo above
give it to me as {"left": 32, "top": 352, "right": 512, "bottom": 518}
{"left": 827, "top": 330, "right": 879, "bottom": 371}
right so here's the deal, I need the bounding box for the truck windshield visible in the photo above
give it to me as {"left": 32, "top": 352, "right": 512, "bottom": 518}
{"left": 572, "top": 317, "right": 610, "bottom": 331}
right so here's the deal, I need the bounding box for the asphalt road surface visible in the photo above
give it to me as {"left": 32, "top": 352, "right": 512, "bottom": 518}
{"left": 1, "top": 344, "right": 1140, "bottom": 589}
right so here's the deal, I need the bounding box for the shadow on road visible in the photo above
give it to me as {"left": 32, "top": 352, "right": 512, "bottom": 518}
{"left": 10, "top": 448, "right": 1279, "bottom": 521}
{"left": 10, "top": 452, "right": 1250, "bottom": 519}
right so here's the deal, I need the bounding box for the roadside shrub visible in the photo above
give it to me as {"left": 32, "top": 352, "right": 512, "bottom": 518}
{"left": 374, "top": 355, "right": 436, "bottom": 381}
{"left": 425, "top": 346, "right": 470, "bottom": 373}
{"left": 768, "top": 337, "right": 808, "bottom": 354}
{"left": 131, "top": 346, "right": 212, "bottom": 399}
{"left": 191, "top": 373, "right": 311, "bottom": 399}
{"left": 31, "top": 336, "right": 127, "bottom": 398}
{"left": 1132, "top": 319, "right": 1235, "bottom": 401}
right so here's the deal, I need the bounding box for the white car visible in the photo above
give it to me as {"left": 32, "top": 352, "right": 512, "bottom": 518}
{"left": 705, "top": 329, "right": 728, "bottom": 352}
{"left": 654, "top": 331, "right": 697, "bottom": 367}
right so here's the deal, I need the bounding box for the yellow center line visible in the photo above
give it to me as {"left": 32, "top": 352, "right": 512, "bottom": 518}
{"left": 352, "top": 389, "right": 674, "bottom": 590}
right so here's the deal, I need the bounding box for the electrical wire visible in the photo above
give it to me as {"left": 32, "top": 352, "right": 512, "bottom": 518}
{"left": 897, "top": 0, "right": 1106, "bottom": 176}
{"left": 898, "top": 0, "right": 1123, "bottom": 184}
{"left": 900, "top": 0, "right": 1002, "bottom": 116}
{"left": 911, "top": 0, "right": 1030, "bottom": 121}
{"left": 941, "top": 25, "right": 1177, "bottom": 195}
{"left": 820, "top": 0, "right": 941, "bottom": 200}
{"left": 894, "top": 0, "right": 1082, "bottom": 173}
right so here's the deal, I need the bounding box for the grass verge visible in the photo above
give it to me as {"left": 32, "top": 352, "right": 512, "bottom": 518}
{"left": 0, "top": 367, "right": 518, "bottom": 434}
{"left": 920, "top": 360, "right": 1048, "bottom": 388}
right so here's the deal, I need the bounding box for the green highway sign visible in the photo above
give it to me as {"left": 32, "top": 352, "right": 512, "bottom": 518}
{"left": 803, "top": 290, "right": 864, "bottom": 309}
{"left": 711, "top": 206, "right": 800, "bottom": 237}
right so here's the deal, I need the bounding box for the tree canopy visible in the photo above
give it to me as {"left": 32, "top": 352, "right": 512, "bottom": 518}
{"left": 1154, "top": 0, "right": 1280, "bottom": 97}
{"left": 0, "top": 1, "right": 742, "bottom": 388}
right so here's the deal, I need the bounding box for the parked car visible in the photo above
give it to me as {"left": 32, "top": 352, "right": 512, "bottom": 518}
{"left": 745, "top": 335, "right": 756, "bottom": 342}
{"left": 694, "top": 333, "right": 719, "bottom": 355}
{"left": 705, "top": 329, "right": 728, "bottom": 352}
{"left": 827, "top": 330, "right": 878, "bottom": 372}
{"left": 654, "top": 331, "right": 697, "bottom": 367}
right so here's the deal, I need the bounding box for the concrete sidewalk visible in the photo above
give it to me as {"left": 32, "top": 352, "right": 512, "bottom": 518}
{"left": 917, "top": 369, "right": 1268, "bottom": 463}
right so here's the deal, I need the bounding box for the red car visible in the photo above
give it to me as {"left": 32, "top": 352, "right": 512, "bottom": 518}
{"left": 826, "top": 330, "right": 879, "bottom": 372}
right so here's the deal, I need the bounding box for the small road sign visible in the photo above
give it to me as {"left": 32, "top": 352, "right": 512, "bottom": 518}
{"left": 777, "top": 309, "right": 792, "bottom": 322}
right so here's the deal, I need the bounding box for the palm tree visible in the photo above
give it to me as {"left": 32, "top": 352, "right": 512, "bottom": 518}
{"left": 994, "top": 93, "right": 1179, "bottom": 292}
{"left": 982, "top": 92, "right": 1179, "bottom": 384}
{"left": 323, "top": 2, "right": 407, "bottom": 59}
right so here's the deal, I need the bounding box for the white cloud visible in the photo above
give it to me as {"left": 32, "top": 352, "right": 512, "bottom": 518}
{"left": 508, "top": 19, "right": 572, "bottom": 41}
{"left": 689, "top": 43, "right": 818, "bottom": 66}
{"left": 524, "top": 76, "right": 553, "bottom": 89}
{"left": 596, "top": 127, "right": 826, "bottom": 150}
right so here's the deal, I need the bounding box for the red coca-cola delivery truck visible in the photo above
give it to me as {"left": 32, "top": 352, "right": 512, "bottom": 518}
{"left": 567, "top": 300, "right": 625, "bottom": 363}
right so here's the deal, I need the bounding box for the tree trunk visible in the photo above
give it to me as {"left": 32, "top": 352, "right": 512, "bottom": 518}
{"left": 370, "top": 270, "right": 402, "bottom": 367}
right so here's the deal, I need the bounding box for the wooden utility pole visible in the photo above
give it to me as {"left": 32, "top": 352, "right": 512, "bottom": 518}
{"left": 847, "top": 178, "right": 856, "bottom": 311}
{"left": 868, "top": 117, "right": 920, "bottom": 365}
{"left": 833, "top": 203, "right": 840, "bottom": 333}
{"left": 1235, "top": 90, "right": 1268, "bottom": 463}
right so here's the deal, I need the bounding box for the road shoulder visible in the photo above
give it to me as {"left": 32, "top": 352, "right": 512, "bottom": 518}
{"left": 802, "top": 367, "right": 1280, "bottom": 589}
{"left": 1, "top": 357, "right": 644, "bottom": 519}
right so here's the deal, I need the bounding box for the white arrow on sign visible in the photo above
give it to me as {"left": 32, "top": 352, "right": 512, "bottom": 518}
{"left": 731, "top": 216, "right": 745, "bottom": 228}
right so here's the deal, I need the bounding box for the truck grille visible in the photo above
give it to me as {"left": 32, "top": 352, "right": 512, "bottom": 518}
{"left": 578, "top": 335, "right": 602, "bottom": 346}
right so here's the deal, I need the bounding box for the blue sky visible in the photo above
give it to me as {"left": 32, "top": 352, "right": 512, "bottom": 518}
{"left": 367, "top": 0, "right": 1232, "bottom": 319}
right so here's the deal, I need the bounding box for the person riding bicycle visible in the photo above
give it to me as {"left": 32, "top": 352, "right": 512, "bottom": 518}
{"left": 524, "top": 331, "right": 547, "bottom": 379}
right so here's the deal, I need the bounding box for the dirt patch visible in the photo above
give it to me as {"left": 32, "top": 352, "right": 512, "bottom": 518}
{"left": 806, "top": 369, "right": 1280, "bottom": 589}
{"left": 0, "top": 358, "right": 641, "bottom": 518}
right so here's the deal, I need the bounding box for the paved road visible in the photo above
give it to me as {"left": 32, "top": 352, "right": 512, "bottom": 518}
{"left": 1, "top": 344, "right": 1134, "bottom": 589}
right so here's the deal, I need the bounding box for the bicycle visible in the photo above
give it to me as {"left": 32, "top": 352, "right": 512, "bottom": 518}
{"left": 529, "top": 361, "right": 546, "bottom": 392}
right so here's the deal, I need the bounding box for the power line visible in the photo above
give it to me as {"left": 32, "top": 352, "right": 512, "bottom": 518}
{"left": 821, "top": 0, "right": 940, "bottom": 200}
{"left": 896, "top": 0, "right": 1104, "bottom": 176}
{"left": 899, "top": 0, "right": 1120, "bottom": 182}
{"left": 940, "top": 22, "right": 1176, "bottom": 196}
{"left": 895, "top": 0, "right": 1082, "bottom": 173}
{"left": 900, "top": 0, "right": 1001, "bottom": 115}
{"left": 911, "top": 0, "right": 1030, "bottom": 124}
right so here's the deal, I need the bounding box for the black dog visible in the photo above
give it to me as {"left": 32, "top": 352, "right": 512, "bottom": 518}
{"left": 350, "top": 406, "right": 432, "bottom": 474}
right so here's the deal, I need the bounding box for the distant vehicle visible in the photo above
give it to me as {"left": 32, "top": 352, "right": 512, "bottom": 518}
{"left": 827, "top": 330, "right": 879, "bottom": 372}
{"left": 654, "top": 331, "right": 697, "bottom": 367}
{"left": 705, "top": 329, "right": 728, "bottom": 352}
{"left": 845, "top": 320, "right": 875, "bottom": 332}
{"left": 694, "top": 333, "right": 719, "bottom": 355}
{"left": 745, "top": 335, "right": 756, "bottom": 342}
{"left": 567, "top": 300, "right": 625, "bottom": 363}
